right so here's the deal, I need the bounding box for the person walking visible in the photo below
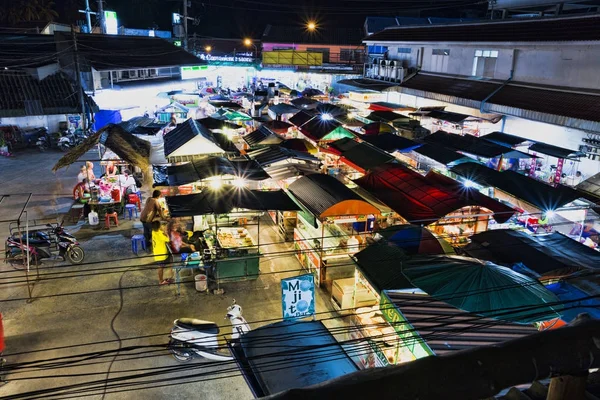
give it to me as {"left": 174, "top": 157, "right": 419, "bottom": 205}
{"left": 140, "top": 190, "right": 167, "bottom": 249}
{"left": 151, "top": 221, "right": 172, "bottom": 285}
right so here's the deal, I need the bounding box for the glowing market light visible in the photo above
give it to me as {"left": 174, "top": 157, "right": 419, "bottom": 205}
{"left": 232, "top": 178, "right": 247, "bottom": 188}
{"left": 463, "top": 179, "right": 475, "bottom": 188}
{"left": 209, "top": 178, "right": 223, "bottom": 190}
{"left": 321, "top": 113, "right": 333, "bottom": 120}
{"left": 307, "top": 21, "right": 317, "bottom": 31}
{"left": 347, "top": 112, "right": 355, "bottom": 119}
{"left": 545, "top": 210, "right": 556, "bottom": 218}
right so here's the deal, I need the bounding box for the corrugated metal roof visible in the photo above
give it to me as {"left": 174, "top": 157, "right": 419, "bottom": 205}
{"left": 385, "top": 291, "right": 537, "bottom": 355}
{"left": 577, "top": 172, "right": 600, "bottom": 201}
{"left": 247, "top": 146, "right": 319, "bottom": 167}
{"left": 267, "top": 103, "right": 299, "bottom": 116}
{"left": 164, "top": 119, "right": 214, "bottom": 157}
{"left": 0, "top": 70, "right": 89, "bottom": 117}
{"left": 528, "top": 142, "right": 585, "bottom": 160}
{"left": 362, "top": 134, "right": 419, "bottom": 153}
{"left": 289, "top": 110, "right": 315, "bottom": 127}
{"left": 287, "top": 174, "right": 371, "bottom": 218}
{"left": 365, "top": 15, "right": 600, "bottom": 43}
{"left": 299, "top": 118, "right": 341, "bottom": 141}
{"left": 413, "top": 143, "right": 469, "bottom": 165}
{"left": 425, "top": 110, "right": 471, "bottom": 123}
{"left": 243, "top": 126, "right": 283, "bottom": 147}
{"left": 424, "top": 130, "right": 533, "bottom": 159}
{"left": 329, "top": 138, "right": 396, "bottom": 172}
{"left": 481, "top": 131, "right": 529, "bottom": 147}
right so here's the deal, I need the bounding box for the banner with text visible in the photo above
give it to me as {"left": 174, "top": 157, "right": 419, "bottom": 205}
{"left": 281, "top": 274, "right": 315, "bottom": 320}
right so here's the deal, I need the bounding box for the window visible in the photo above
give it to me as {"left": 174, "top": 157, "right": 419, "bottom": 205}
{"left": 307, "top": 47, "right": 330, "bottom": 63}
{"left": 472, "top": 49, "right": 498, "bottom": 78}
{"left": 397, "top": 47, "right": 411, "bottom": 54}
{"left": 430, "top": 48, "right": 450, "bottom": 73}
{"left": 368, "top": 45, "right": 388, "bottom": 55}
{"left": 340, "top": 49, "right": 364, "bottom": 62}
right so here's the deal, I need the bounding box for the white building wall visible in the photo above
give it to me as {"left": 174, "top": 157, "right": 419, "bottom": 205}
{"left": 0, "top": 115, "right": 66, "bottom": 132}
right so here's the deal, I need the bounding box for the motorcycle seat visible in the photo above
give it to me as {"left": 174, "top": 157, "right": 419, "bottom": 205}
{"left": 11, "top": 234, "right": 50, "bottom": 246}
{"left": 176, "top": 318, "right": 220, "bottom": 334}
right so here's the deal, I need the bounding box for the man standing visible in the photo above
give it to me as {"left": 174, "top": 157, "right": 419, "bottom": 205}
{"left": 140, "top": 190, "right": 167, "bottom": 249}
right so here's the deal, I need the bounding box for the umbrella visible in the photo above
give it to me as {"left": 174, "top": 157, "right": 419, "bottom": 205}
{"left": 291, "top": 97, "right": 320, "bottom": 110}
{"left": 377, "top": 225, "right": 455, "bottom": 255}
{"left": 362, "top": 122, "right": 397, "bottom": 135}
{"left": 402, "top": 255, "right": 562, "bottom": 324}
{"left": 315, "top": 103, "right": 346, "bottom": 117}
{"left": 279, "top": 139, "right": 318, "bottom": 154}
{"left": 301, "top": 88, "right": 324, "bottom": 97}
{"left": 209, "top": 101, "right": 243, "bottom": 110}
{"left": 261, "top": 120, "right": 293, "bottom": 134}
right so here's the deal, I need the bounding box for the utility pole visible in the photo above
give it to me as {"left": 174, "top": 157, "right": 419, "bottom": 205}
{"left": 78, "top": 0, "right": 98, "bottom": 33}
{"left": 71, "top": 27, "right": 87, "bottom": 131}
{"left": 96, "top": 0, "right": 105, "bottom": 34}
{"left": 182, "top": 0, "right": 189, "bottom": 50}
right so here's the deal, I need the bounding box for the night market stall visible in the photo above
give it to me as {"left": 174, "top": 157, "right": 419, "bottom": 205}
{"left": 267, "top": 103, "right": 299, "bottom": 121}
{"left": 354, "top": 164, "right": 516, "bottom": 244}
{"left": 324, "top": 137, "right": 397, "bottom": 177}
{"left": 298, "top": 117, "right": 355, "bottom": 145}
{"left": 287, "top": 174, "right": 381, "bottom": 287}
{"left": 163, "top": 119, "right": 228, "bottom": 163}
{"left": 243, "top": 126, "right": 284, "bottom": 148}
{"left": 461, "top": 229, "right": 600, "bottom": 278}
{"left": 400, "top": 143, "right": 473, "bottom": 172}
{"left": 156, "top": 101, "right": 190, "bottom": 123}
{"left": 165, "top": 187, "right": 299, "bottom": 283}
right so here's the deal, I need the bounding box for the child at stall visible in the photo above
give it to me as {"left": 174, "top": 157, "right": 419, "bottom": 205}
{"left": 152, "top": 221, "right": 173, "bottom": 285}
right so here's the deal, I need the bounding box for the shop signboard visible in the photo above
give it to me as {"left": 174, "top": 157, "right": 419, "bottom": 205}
{"left": 198, "top": 54, "right": 254, "bottom": 63}
{"left": 181, "top": 65, "right": 208, "bottom": 80}
{"left": 67, "top": 115, "right": 81, "bottom": 130}
{"left": 553, "top": 157, "right": 564, "bottom": 184}
{"left": 379, "top": 292, "right": 434, "bottom": 360}
{"left": 348, "top": 90, "right": 385, "bottom": 103}
{"left": 104, "top": 11, "right": 118, "bottom": 35}
{"left": 281, "top": 274, "right": 315, "bottom": 320}
{"left": 171, "top": 94, "right": 199, "bottom": 107}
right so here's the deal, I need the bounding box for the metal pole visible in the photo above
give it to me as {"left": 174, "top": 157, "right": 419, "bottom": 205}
{"left": 96, "top": 0, "right": 105, "bottom": 34}
{"left": 72, "top": 27, "right": 87, "bottom": 132}
{"left": 183, "top": 0, "right": 188, "bottom": 50}
{"left": 84, "top": 0, "right": 92, "bottom": 33}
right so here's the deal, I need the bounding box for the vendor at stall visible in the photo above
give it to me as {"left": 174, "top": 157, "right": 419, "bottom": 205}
{"left": 168, "top": 220, "right": 197, "bottom": 254}
{"left": 105, "top": 161, "right": 118, "bottom": 177}
{"left": 119, "top": 169, "right": 138, "bottom": 194}
{"left": 73, "top": 179, "right": 91, "bottom": 217}
{"left": 141, "top": 190, "right": 168, "bottom": 249}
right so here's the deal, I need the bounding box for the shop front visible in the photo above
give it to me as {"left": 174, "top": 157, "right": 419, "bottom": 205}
{"left": 287, "top": 174, "right": 381, "bottom": 288}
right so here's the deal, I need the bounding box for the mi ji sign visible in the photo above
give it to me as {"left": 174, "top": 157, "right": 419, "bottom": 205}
{"left": 281, "top": 274, "right": 316, "bottom": 320}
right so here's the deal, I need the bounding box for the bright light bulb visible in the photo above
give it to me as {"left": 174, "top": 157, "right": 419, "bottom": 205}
{"left": 232, "top": 178, "right": 246, "bottom": 188}
{"left": 347, "top": 112, "right": 355, "bottom": 119}
{"left": 244, "top": 38, "right": 252, "bottom": 46}
{"left": 307, "top": 22, "right": 316, "bottom": 31}
{"left": 209, "top": 178, "right": 223, "bottom": 190}
{"left": 205, "top": 45, "right": 212, "bottom": 52}
{"left": 545, "top": 210, "right": 555, "bottom": 218}
{"left": 463, "top": 179, "right": 475, "bottom": 188}
{"left": 321, "top": 113, "right": 333, "bottom": 120}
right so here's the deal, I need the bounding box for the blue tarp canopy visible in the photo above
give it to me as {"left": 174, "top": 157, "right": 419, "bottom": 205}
{"left": 93, "top": 109, "right": 122, "bottom": 131}
{"left": 232, "top": 320, "right": 359, "bottom": 397}
{"left": 545, "top": 281, "right": 600, "bottom": 323}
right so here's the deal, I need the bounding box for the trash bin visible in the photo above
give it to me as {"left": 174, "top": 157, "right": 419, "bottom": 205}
{"left": 195, "top": 274, "right": 207, "bottom": 292}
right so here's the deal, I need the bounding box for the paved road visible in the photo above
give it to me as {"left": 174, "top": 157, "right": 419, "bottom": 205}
{"left": 0, "top": 150, "right": 336, "bottom": 399}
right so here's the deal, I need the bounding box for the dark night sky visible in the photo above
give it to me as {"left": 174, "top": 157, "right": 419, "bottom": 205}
{"left": 54, "top": 0, "right": 484, "bottom": 38}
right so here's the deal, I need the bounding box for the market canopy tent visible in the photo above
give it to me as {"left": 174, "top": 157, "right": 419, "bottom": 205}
{"left": 412, "top": 143, "right": 473, "bottom": 166}
{"left": 267, "top": 103, "right": 299, "bottom": 117}
{"left": 243, "top": 126, "right": 284, "bottom": 147}
{"left": 368, "top": 102, "right": 416, "bottom": 112}
{"left": 384, "top": 291, "right": 537, "bottom": 355}
{"left": 365, "top": 110, "right": 408, "bottom": 123}
{"left": 289, "top": 110, "right": 315, "bottom": 127}
{"left": 196, "top": 117, "right": 243, "bottom": 131}
{"left": 260, "top": 120, "right": 293, "bottom": 134}
{"left": 232, "top": 320, "right": 359, "bottom": 398}
{"left": 377, "top": 224, "right": 455, "bottom": 255}
{"left": 163, "top": 119, "right": 226, "bottom": 159}
{"left": 424, "top": 130, "right": 534, "bottom": 159}
{"left": 288, "top": 173, "right": 381, "bottom": 219}
{"left": 401, "top": 255, "right": 562, "bottom": 324}
{"left": 481, "top": 131, "right": 530, "bottom": 147}
{"left": 450, "top": 162, "right": 582, "bottom": 211}
{"left": 53, "top": 124, "right": 151, "bottom": 171}
{"left": 361, "top": 133, "right": 420, "bottom": 153}
{"left": 577, "top": 172, "right": 600, "bottom": 203}
{"left": 247, "top": 146, "right": 319, "bottom": 167}
{"left": 315, "top": 103, "right": 347, "bottom": 117}
{"left": 166, "top": 157, "right": 269, "bottom": 186}
{"left": 299, "top": 118, "right": 355, "bottom": 142}
{"left": 208, "top": 101, "right": 243, "bottom": 110}
{"left": 328, "top": 138, "right": 396, "bottom": 173}
{"left": 118, "top": 117, "right": 167, "bottom": 135}
{"left": 361, "top": 122, "right": 397, "bottom": 135}
{"left": 354, "top": 164, "right": 515, "bottom": 224}
{"left": 165, "top": 187, "right": 300, "bottom": 217}
{"left": 290, "top": 97, "right": 320, "bottom": 110}
{"left": 352, "top": 243, "right": 414, "bottom": 292}
{"left": 462, "top": 229, "right": 600, "bottom": 277}
{"left": 528, "top": 142, "right": 585, "bottom": 160}
{"left": 424, "top": 110, "right": 472, "bottom": 124}
{"left": 279, "top": 138, "right": 318, "bottom": 154}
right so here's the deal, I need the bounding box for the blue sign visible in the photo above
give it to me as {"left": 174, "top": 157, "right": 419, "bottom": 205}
{"left": 281, "top": 274, "right": 315, "bottom": 320}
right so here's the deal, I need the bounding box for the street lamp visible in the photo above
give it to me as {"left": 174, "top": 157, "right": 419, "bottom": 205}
{"left": 307, "top": 21, "right": 317, "bottom": 31}
{"left": 243, "top": 38, "right": 258, "bottom": 57}
{"left": 205, "top": 45, "right": 212, "bottom": 52}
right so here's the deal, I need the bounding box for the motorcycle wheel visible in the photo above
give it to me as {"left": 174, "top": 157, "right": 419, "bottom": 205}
{"left": 59, "top": 144, "right": 70, "bottom": 152}
{"left": 65, "top": 245, "right": 85, "bottom": 264}
{"left": 6, "top": 250, "right": 38, "bottom": 270}
{"left": 168, "top": 339, "right": 193, "bottom": 363}
{"left": 38, "top": 144, "right": 48, "bottom": 152}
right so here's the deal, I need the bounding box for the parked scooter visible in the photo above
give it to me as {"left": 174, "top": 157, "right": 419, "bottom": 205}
{"left": 36, "top": 130, "right": 64, "bottom": 152}
{"left": 168, "top": 300, "right": 250, "bottom": 362}
{"left": 4, "top": 221, "right": 85, "bottom": 268}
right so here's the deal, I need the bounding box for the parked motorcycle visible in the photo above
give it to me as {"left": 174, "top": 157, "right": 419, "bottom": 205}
{"left": 168, "top": 300, "right": 250, "bottom": 362}
{"left": 4, "top": 221, "right": 85, "bottom": 268}
{"left": 36, "top": 130, "right": 64, "bottom": 152}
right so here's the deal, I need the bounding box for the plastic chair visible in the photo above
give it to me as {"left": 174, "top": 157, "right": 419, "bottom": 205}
{"left": 131, "top": 234, "right": 146, "bottom": 255}
{"left": 127, "top": 194, "right": 141, "bottom": 211}
{"left": 105, "top": 212, "right": 119, "bottom": 229}
{"left": 70, "top": 203, "right": 84, "bottom": 222}
{"left": 136, "top": 190, "right": 143, "bottom": 205}
{"left": 124, "top": 204, "right": 138, "bottom": 220}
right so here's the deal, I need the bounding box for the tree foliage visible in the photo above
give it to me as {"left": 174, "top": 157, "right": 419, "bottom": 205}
{"left": 0, "top": 0, "right": 59, "bottom": 25}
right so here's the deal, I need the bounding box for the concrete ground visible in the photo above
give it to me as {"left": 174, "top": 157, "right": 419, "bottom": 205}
{"left": 0, "top": 150, "right": 339, "bottom": 399}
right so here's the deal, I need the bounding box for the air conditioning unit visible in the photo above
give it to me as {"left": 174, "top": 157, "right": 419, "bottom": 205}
{"left": 128, "top": 70, "right": 138, "bottom": 78}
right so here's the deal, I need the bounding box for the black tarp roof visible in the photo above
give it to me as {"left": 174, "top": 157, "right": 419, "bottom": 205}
{"left": 299, "top": 118, "right": 341, "bottom": 140}
{"left": 243, "top": 126, "right": 283, "bottom": 147}
{"left": 424, "top": 130, "right": 533, "bottom": 159}
{"left": 365, "top": 110, "right": 408, "bottom": 122}
{"left": 361, "top": 133, "right": 420, "bottom": 153}
{"left": 289, "top": 110, "right": 315, "bottom": 127}
{"left": 247, "top": 146, "right": 319, "bottom": 167}
{"left": 288, "top": 173, "right": 376, "bottom": 218}
{"left": 165, "top": 187, "right": 300, "bottom": 216}
{"left": 528, "top": 142, "right": 585, "bottom": 160}
{"left": 166, "top": 157, "right": 268, "bottom": 185}
{"left": 425, "top": 110, "right": 471, "bottom": 123}
{"left": 577, "top": 172, "right": 600, "bottom": 202}
{"left": 118, "top": 117, "right": 166, "bottom": 135}
{"left": 450, "top": 162, "right": 582, "bottom": 211}
{"left": 196, "top": 117, "right": 243, "bottom": 131}
{"left": 481, "top": 131, "right": 529, "bottom": 147}
{"left": 413, "top": 143, "right": 471, "bottom": 165}
{"left": 462, "top": 229, "right": 600, "bottom": 276}
{"left": 329, "top": 138, "right": 396, "bottom": 172}
{"left": 353, "top": 244, "right": 413, "bottom": 292}
{"left": 233, "top": 320, "right": 359, "bottom": 397}
{"left": 163, "top": 119, "right": 215, "bottom": 157}
{"left": 268, "top": 103, "right": 299, "bottom": 116}
{"left": 290, "top": 97, "right": 320, "bottom": 109}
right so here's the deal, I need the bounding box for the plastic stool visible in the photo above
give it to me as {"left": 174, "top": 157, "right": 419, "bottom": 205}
{"left": 131, "top": 234, "right": 146, "bottom": 254}
{"left": 128, "top": 194, "right": 141, "bottom": 211}
{"left": 136, "top": 190, "right": 143, "bottom": 205}
{"left": 70, "top": 203, "right": 84, "bottom": 222}
{"left": 124, "top": 204, "right": 138, "bottom": 220}
{"left": 105, "top": 212, "right": 119, "bottom": 229}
